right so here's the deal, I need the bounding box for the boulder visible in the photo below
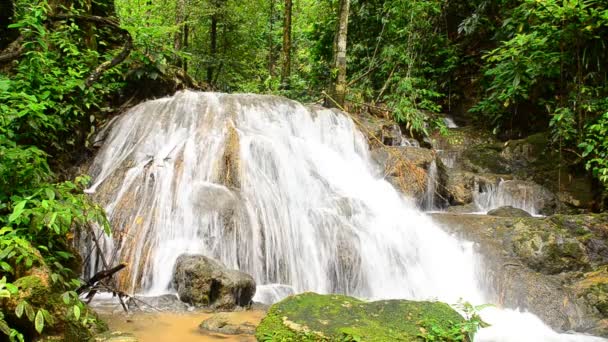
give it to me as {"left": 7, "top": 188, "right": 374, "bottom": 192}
{"left": 444, "top": 170, "right": 509, "bottom": 206}
{"left": 371, "top": 146, "right": 443, "bottom": 203}
{"left": 431, "top": 213, "right": 608, "bottom": 335}
{"left": 487, "top": 206, "right": 532, "bottom": 217}
{"left": 199, "top": 313, "right": 256, "bottom": 335}
{"left": 172, "top": 254, "right": 256, "bottom": 310}
{"left": 255, "top": 293, "right": 466, "bottom": 341}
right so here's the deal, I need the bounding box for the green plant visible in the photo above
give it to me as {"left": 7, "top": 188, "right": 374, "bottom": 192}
{"left": 580, "top": 112, "right": 608, "bottom": 185}
{"left": 419, "top": 301, "right": 490, "bottom": 342}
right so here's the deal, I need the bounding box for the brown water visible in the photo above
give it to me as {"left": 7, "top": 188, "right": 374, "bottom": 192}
{"left": 101, "top": 311, "right": 266, "bottom": 342}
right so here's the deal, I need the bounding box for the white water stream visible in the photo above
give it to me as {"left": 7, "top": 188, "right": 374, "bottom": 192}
{"left": 85, "top": 91, "right": 603, "bottom": 341}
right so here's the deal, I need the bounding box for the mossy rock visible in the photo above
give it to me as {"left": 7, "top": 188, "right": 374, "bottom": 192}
{"left": 3, "top": 272, "right": 107, "bottom": 341}
{"left": 255, "top": 293, "right": 465, "bottom": 341}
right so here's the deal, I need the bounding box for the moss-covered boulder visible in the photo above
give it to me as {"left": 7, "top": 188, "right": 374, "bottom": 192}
{"left": 255, "top": 293, "right": 465, "bottom": 341}
{"left": 1, "top": 266, "right": 107, "bottom": 342}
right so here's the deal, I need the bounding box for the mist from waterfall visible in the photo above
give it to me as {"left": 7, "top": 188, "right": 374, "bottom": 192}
{"left": 85, "top": 91, "right": 604, "bottom": 341}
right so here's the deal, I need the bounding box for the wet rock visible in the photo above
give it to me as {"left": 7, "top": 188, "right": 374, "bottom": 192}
{"left": 91, "top": 331, "right": 139, "bottom": 342}
{"left": 445, "top": 170, "right": 476, "bottom": 205}
{"left": 461, "top": 143, "right": 511, "bottom": 174}
{"left": 172, "top": 254, "right": 256, "bottom": 310}
{"left": 444, "top": 170, "right": 509, "bottom": 206}
{"left": 127, "top": 294, "right": 189, "bottom": 312}
{"left": 430, "top": 126, "right": 497, "bottom": 152}
{"left": 199, "top": 313, "right": 256, "bottom": 335}
{"left": 371, "top": 146, "right": 442, "bottom": 202}
{"left": 255, "top": 293, "right": 465, "bottom": 341}
{"left": 431, "top": 213, "right": 608, "bottom": 335}
{"left": 354, "top": 112, "right": 403, "bottom": 148}
{"left": 446, "top": 203, "right": 479, "bottom": 214}
{"left": 487, "top": 206, "right": 532, "bottom": 217}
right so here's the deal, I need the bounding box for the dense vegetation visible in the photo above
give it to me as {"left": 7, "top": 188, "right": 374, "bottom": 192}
{"left": 1, "top": 0, "right": 607, "bottom": 339}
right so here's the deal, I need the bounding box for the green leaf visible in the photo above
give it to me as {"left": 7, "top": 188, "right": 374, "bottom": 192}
{"left": 73, "top": 305, "right": 80, "bottom": 320}
{"left": 24, "top": 302, "right": 35, "bottom": 321}
{"left": 35, "top": 310, "right": 44, "bottom": 334}
{"left": 5, "top": 283, "right": 17, "bottom": 294}
{"left": 15, "top": 301, "right": 25, "bottom": 318}
{"left": 0, "top": 318, "right": 10, "bottom": 336}
{"left": 8, "top": 200, "right": 28, "bottom": 223}
{"left": 45, "top": 188, "right": 55, "bottom": 200}
{"left": 62, "top": 292, "right": 70, "bottom": 305}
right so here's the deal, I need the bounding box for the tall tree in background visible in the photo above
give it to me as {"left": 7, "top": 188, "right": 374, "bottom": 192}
{"left": 174, "top": 0, "right": 187, "bottom": 70}
{"left": 208, "top": 0, "right": 220, "bottom": 85}
{"left": 268, "top": 0, "right": 276, "bottom": 76}
{"left": 328, "top": 0, "right": 350, "bottom": 108}
{"left": 281, "top": 0, "right": 292, "bottom": 88}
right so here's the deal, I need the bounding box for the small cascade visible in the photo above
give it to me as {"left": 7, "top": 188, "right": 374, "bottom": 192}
{"left": 85, "top": 91, "right": 603, "bottom": 342}
{"left": 473, "top": 179, "right": 540, "bottom": 216}
{"left": 443, "top": 116, "right": 459, "bottom": 128}
{"left": 423, "top": 160, "right": 438, "bottom": 211}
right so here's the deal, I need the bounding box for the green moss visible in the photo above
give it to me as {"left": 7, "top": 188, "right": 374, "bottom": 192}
{"left": 255, "top": 293, "right": 465, "bottom": 342}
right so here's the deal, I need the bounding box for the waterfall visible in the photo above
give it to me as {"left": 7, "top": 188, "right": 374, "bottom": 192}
{"left": 444, "top": 116, "right": 459, "bottom": 128}
{"left": 86, "top": 91, "right": 603, "bottom": 341}
{"left": 423, "top": 160, "right": 438, "bottom": 211}
{"left": 474, "top": 179, "right": 541, "bottom": 216}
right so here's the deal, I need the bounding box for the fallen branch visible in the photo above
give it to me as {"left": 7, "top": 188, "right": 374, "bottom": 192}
{"left": 0, "top": 36, "right": 24, "bottom": 64}
{"left": 76, "top": 262, "right": 127, "bottom": 294}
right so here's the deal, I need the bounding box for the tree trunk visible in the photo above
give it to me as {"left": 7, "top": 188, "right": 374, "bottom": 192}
{"left": 83, "top": 0, "right": 97, "bottom": 52}
{"left": 183, "top": 22, "right": 189, "bottom": 73}
{"left": 328, "top": 0, "right": 350, "bottom": 108}
{"left": 174, "top": 0, "right": 186, "bottom": 68}
{"left": 207, "top": 13, "right": 218, "bottom": 85}
{"left": 281, "top": 0, "right": 292, "bottom": 88}
{"left": 268, "top": 0, "right": 276, "bottom": 77}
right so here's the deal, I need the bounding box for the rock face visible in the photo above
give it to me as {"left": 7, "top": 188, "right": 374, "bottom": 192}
{"left": 172, "top": 254, "right": 256, "bottom": 310}
{"left": 371, "top": 146, "right": 445, "bottom": 205}
{"left": 487, "top": 206, "right": 532, "bottom": 217}
{"left": 255, "top": 293, "right": 466, "bottom": 341}
{"left": 353, "top": 111, "right": 404, "bottom": 148}
{"left": 431, "top": 212, "right": 608, "bottom": 336}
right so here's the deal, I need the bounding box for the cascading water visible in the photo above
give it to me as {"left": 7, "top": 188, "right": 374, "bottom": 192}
{"left": 423, "top": 160, "right": 438, "bottom": 211}
{"left": 444, "top": 116, "right": 459, "bottom": 128}
{"left": 473, "top": 179, "right": 543, "bottom": 216}
{"left": 85, "top": 91, "right": 604, "bottom": 341}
